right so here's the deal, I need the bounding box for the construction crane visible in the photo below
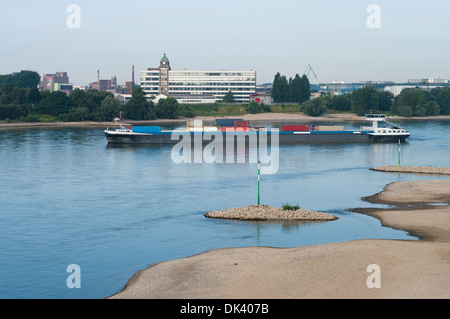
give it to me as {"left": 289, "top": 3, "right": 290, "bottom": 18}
{"left": 303, "top": 64, "right": 317, "bottom": 79}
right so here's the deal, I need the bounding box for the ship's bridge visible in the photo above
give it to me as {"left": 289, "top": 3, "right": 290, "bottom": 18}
{"left": 361, "top": 114, "right": 409, "bottom": 136}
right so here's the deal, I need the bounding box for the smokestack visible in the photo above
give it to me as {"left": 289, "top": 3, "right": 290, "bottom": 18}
{"left": 97, "top": 70, "right": 100, "bottom": 91}
{"left": 132, "top": 65, "right": 135, "bottom": 94}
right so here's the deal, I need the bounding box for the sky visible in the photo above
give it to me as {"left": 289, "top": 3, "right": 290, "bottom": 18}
{"left": 1, "top": 0, "right": 449, "bottom": 87}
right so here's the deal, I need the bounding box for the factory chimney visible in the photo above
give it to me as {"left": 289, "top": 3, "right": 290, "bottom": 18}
{"left": 97, "top": 70, "right": 100, "bottom": 91}
{"left": 132, "top": 65, "right": 135, "bottom": 94}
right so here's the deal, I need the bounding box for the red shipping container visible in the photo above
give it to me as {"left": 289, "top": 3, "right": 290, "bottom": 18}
{"left": 221, "top": 127, "right": 250, "bottom": 132}
{"left": 221, "top": 127, "right": 235, "bottom": 132}
{"left": 234, "top": 120, "right": 250, "bottom": 127}
{"left": 281, "top": 125, "right": 309, "bottom": 132}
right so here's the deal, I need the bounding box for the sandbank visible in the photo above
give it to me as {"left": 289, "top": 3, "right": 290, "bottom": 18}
{"left": 371, "top": 165, "right": 450, "bottom": 176}
{"left": 109, "top": 179, "right": 450, "bottom": 299}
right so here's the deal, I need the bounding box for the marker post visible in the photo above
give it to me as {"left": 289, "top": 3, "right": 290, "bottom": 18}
{"left": 257, "top": 161, "right": 260, "bottom": 205}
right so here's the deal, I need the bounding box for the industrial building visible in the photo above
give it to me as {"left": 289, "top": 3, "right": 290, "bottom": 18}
{"left": 140, "top": 54, "right": 256, "bottom": 103}
{"left": 39, "top": 72, "right": 73, "bottom": 95}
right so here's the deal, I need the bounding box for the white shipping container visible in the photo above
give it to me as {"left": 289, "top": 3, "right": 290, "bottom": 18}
{"left": 187, "top": 119, "right": 203, "bottom": 127}
{"left": 187, "top": 127, "right": 203, "bottom": 132}
{"left": 203, "top": 126, "right": 218, "bottom": 132}
{"left": 315, "top": 125, "right": 345, "bottom": 131}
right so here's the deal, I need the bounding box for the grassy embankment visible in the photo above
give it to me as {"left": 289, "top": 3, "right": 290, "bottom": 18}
{"left": 0, "top": 104, "right": 301, "bottom": 124}
{"left": 185, "top": 103, "right": 300, "bottom": 117}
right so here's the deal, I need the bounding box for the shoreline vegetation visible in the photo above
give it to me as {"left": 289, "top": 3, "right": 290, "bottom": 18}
{"left": 2, "top": 112, "right": 450, "bottom": 129}
{"left": 2, "top": 71, "right": 450, "bottom": 126}
{"left": 108, "top": 179, "right": 450, "bottom": 299}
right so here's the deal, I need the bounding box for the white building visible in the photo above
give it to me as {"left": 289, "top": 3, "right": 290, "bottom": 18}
{"left": 384, "top": 84, "right": 449, "bottom": 96}
{"left": 140, "top": 54, "right": 256, "bottom": 103}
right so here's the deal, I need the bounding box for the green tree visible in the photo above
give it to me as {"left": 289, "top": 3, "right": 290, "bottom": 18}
{"left": 155, "top": 97, "right": 179, "bottom": 119}
{"left": 391, "top": 88, "right": 432, "bottom": 116}
{"left": 222, "top": 90, "right": 235, "bottom": 103}
{"left": 85, "top": 90, "right": 114, "bottom": 119}
{"left": 289, "top": 74, "right": 302, "bottom": 103}
{"left": 351, "top": 86, "right": 379, "bottom": 116}
{"left": 0, "top": 70, "right": 40, "bottom": 89}
{"left": 300, "top": 96, "right": 328, "bottom": 116}
{"left": 62, "top": 107, "right": 90, "bottom": 121}
{"left": 299, "top": 75, "right": 311, "bottom": 104}
{"left": 70, "top": 89, "right": 88, "bottom": 109}
{"left": 329, "top": 94, "right": 351, "bottom": 111}
{"left": 423, "top": 101, "right": 440, "bottom": 116}
{"left": 10, "top": 87, "right": 28, "bottom": 105}
{"left": 38, "top": 91, "right": 72, "bottom": 116}
{"left": 28, "top": 88, "right": 42, "bottom": 105}
{"left": 395, "top": 105, "right": 413, "bottom": 117}
{"left": 433, "top": 87, "right": 450, "bottom": 115}
{"left": 97, "top": 95, "right": 121, "bottom": 121}
{"left": 271, "top": 72, "right": 282, "bottom": 103}
{"left": 124, "top": 86, "right": 154, "bottom": 120}
{"left": 246, "top": 100, "right": 261, "bottom": 114}
{"left": 377, "top": 91, "right": 394, "bottom": 111}
{"left": 280, "top": 75, "right": 289, "bottom": 102}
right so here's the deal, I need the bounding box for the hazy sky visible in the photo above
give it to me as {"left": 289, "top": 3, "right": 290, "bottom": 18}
{"left": 1, "top": 0, "right": 449, "bottom": 86}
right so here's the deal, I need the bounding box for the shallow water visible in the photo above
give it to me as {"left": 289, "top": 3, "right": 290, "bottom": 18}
{"left": 0, "top": 119, "right": 449, "bottom": 298}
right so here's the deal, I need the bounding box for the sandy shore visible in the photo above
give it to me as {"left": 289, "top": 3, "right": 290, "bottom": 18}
{"left": 109, "top": 179, "right": 450, "bottom": 299}
{"left": 371, "top": 165, "right": 450, "bottom": 176}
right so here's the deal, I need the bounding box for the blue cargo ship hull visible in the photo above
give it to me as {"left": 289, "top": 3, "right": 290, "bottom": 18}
{"left": 104, "top": 130, "right": 409, "bottom": 145}
{"left": 104, "top": 114, "right": 410, "bottom": 144}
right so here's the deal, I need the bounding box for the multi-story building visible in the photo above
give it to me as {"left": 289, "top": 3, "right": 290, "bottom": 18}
{"left": 55, "top": 72, "right": 69, "bottom": 84}
{"left": 40, "top": 72, "right": 73, "bottom": 95}
{"left": 140, "top": 54, "right": 256, "bottom": 103}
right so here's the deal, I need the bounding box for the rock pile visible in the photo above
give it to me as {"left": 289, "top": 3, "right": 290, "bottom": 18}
{"left": 204, "top": 205, "right": 338, "bottom": 221}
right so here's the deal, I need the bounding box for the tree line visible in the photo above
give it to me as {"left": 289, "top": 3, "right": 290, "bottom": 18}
{"left": 0, "top": 83, "right": 122, "bottom": 122}
{"left": 271, "top": 73, "right": 311, "bottom": 104}
{"left": 2, "top": 70, "right": 450, "bottom": 122}
{"left": 300, "top": 85, "right": 450, "bottom": 117}
{"left": 0, "top": 71, "right": 194, "bottom": 122}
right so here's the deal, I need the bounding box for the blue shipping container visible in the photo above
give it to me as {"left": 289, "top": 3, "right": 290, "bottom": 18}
{"left": 132, "top": 126, "right": 161, "bottom": 133}
{"left": 215, "top": 119, "right": 243, "bottom": 127}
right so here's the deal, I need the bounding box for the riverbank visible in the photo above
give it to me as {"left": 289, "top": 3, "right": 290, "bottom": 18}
{"left": 108, "top": 179, "right": 450, "bottom": 299}
{"left": 2, "top": 112, "right": 450, "bottom": 129}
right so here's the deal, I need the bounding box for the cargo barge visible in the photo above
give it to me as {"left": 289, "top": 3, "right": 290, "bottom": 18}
{"left": 104, "top": 114, "right": 410, "bottom": 145}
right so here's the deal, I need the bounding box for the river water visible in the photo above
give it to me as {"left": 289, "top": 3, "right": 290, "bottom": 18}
{"left": 0, "top": 119, "right": 449, "bottom": 298}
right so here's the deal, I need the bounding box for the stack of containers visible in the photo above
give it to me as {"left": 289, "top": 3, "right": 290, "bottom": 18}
{"left": 187, "top": 119, "right": 203, "bottom": 132}
{"left": 234, "top": 120, "right": 250, "bottom": 132}
{"left": 186, "top": 119, "right": 219, "bottom": 132}
{"left": 215, "top": 119, "right": 245, "bottom": 132}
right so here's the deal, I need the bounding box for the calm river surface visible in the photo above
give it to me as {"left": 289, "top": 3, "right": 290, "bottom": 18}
{"left": 0, "top": 119, "right": 449, "bottom": 298}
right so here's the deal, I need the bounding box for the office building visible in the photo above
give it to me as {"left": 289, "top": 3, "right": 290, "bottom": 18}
{"left": 140, "top": 54, "right": 256, "bottom": 103}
